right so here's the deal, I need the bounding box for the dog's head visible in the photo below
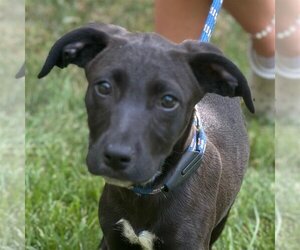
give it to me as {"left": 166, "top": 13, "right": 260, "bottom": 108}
{"left": 39, "top": 23, "right": 254, "bottom": 186}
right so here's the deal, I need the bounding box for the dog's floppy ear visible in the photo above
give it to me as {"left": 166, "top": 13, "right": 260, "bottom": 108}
{"left": 182, "top": 41, "right": 254, "bottom": 113}
{"left": 38, "top": 23, "right": 127, "bottom": 78}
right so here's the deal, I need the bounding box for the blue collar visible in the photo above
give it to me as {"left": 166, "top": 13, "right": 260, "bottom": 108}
{"left": 131, "top": 114, "right": 207, "bottom": 195}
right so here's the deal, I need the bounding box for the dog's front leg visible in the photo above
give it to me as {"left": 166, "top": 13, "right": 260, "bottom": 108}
{"left": 100, "top": 234, "right": 208, "bottom": 250}
{"left": 152, "top": 237, "right": 209, "bottom": 250}
{"left": 98, "top": 237, "right": 108, "bottom": 250}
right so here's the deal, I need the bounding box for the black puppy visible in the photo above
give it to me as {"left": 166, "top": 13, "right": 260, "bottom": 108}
{"left": 39, "top": 23, "right": 254, "bottom": 250}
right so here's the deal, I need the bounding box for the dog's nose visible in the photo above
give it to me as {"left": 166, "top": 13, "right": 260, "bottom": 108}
{"left": 103, "top": 144, "right": 133, "bottom": 170}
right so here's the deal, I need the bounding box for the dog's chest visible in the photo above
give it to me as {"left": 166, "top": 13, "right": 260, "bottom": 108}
{"left": 117, "top": 218, "right": 159, "bottom": 250}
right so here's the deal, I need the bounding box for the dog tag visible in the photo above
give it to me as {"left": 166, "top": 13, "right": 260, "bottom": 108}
{"left": 164, "top": 151, "right": 204, "bottom": 191}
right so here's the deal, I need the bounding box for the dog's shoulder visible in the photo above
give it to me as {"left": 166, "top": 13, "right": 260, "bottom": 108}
{"left": 197, "top": 94, "right": 249, "bottom": 157}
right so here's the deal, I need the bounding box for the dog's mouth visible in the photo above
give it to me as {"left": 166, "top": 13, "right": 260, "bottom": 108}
{"left": 103, "top": 177, "right": 133, "bottom": 188}
{"left": 103, "top": 170, "right": 162, "bottom": 189}
{"left": 138, "top": 171, "right": 162, "bottom": 186}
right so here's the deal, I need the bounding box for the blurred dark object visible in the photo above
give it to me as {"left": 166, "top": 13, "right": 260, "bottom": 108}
{"left": 15, "top": 63, "right": 25, "bottom": 78}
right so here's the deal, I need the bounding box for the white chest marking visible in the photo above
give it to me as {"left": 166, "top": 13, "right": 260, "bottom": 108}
{"left": 116, "top": 218, "right": 157, "bottom": 250}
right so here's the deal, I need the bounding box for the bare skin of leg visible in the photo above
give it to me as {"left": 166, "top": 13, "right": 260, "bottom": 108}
{"left": 223, "top": 0, "right": 275, "bottom": 57}
{"left": 276, "top": 0, "right": 300, "bottom": 56}
{"left": 154, "top": 0, "right": 210, "bottom": 43}
{"left": 155, "top": 0, "right": 275, "bottom": 57}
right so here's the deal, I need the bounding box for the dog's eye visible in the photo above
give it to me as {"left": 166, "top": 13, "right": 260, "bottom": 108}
{"left": 160, "top": 95, "right": 178, "bottom": 109}
{"left": 95, "top": 81, "right": 112, "bottom": 96}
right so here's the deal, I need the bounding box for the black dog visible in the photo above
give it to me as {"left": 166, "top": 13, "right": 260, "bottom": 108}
{"left": 39, "top": 23, "right": 254, "bottom": 250}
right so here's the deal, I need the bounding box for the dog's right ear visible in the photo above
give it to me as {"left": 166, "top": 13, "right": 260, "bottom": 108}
{"left": 38, "top": 24, "right": 127, "bottom": 78}
{"left": 179, "top": 41, "right": 255, "bottom": 113}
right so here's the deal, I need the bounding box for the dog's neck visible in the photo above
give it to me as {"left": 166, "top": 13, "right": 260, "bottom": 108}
{"left": 173, "top": 112, "right": 196, "bottom": 153}
{"left": 154, "top": 111, "right": 198, "bottom": 181}
{"left": 131, "top": 110, "right": 205, "bottom": 195}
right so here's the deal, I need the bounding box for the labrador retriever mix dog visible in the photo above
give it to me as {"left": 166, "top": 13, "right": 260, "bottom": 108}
{"left": 38, "top": 23, "right": 254, "bottom": 250}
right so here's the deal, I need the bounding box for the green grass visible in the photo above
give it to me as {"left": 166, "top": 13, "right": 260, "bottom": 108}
{"left": 0, "top": 0, "right": 25, "bottom": 249}
{"left": 275, "top": 123, "right": 300, "bottom": 250}
{"left": 26, "top": 0, "right": 275, "bottom": 249}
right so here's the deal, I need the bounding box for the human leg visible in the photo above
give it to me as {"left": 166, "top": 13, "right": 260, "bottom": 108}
{"left": 154, "top": 0, "right": 211, "bottom": 43}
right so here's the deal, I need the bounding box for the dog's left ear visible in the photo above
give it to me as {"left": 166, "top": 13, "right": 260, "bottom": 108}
{"left": 38, "top": 23, "right": 128, "bottom": 79}
{"left": 182, "top": 41, "right": 254, "bottom": 113}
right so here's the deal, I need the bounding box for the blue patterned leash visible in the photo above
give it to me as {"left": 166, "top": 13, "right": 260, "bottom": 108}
{"left": 199, "top": 0, "right": 223, "bottom": 42}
